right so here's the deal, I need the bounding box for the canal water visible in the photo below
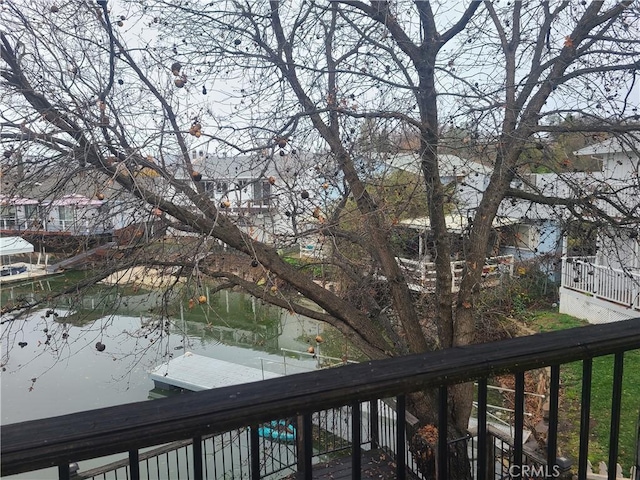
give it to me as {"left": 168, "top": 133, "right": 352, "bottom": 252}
{"left": 0, "top": 278, "right": 341, "bottom": 478}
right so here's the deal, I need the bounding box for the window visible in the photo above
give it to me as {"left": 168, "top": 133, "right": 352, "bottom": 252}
{"left": 253, "top": 181, "right": 271, "bottom": 205}
{"left": 58, "top": 206, "right": 74, "bottom": 221}
{"left": 216, "top": 181, "right": 228, "bottom": 194}
{"left": 203, "top": 181, "right": 216, "bottom": 195}
{"left": 58, "top": 206, "right": 75, "bottom": 230}
{"left": 24, "top": 205, "right": 42, "bottom": 229}
{"left": 0, "top": 206, "right": 16, "bottom": 228}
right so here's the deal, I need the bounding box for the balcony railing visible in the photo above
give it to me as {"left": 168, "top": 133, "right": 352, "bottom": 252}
{"left": 562, "top": 256, "right": 640, "bottom": 310}
{"left": 2, "top": 319, "right": 640, "bottom": 480}
{"left": 396, "top": 254, "right": 514, "bottom": 292}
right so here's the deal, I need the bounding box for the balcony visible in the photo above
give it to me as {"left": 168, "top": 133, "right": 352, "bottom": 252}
{"left": 2, "top": 319, "right": 640, "bottom": 480}
{"left": 560, "top": 257, "right": 640, "bottom": 323}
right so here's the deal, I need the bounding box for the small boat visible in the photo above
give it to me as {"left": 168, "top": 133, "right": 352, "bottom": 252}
{"left": 0, "top": 265, "right": 27, "bottom": 277}
{"left": 257, "top": 420, "right": 296, "bottom": 443}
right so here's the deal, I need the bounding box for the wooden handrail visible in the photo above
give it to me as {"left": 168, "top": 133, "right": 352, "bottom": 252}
{"left": 2, "top": 318, "right": 640, "bottom": 476}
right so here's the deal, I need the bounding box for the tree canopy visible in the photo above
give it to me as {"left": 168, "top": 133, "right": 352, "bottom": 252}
{"left": 2, "top": 2, "right": 639, "bottom": 470}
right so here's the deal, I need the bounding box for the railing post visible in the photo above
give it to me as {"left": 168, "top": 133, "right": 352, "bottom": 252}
{"left": 592, "top": 262, "right": 600, "bottom": 299}
{"left": 250, "top": 426, "right": 260, "bottom": 480}
{"left": 487, "top": 431, "right": 495, "bottom": 480}
{"left": 578, "top": 359, "right": 593, "bottom": 480}
{"left": 296, "top": 414, "right": 313, "bottom": 480}
{"left": 57, "top": 463, "right": 70, "bottom": 480}
{"left": 513, "top": 372, "right": 525, "bottom": 479}
{"left": 370, "top": 399, "right": 379, "bottom": 449}
{"left": 128, "top": 450, "right": 140, "bottom": 480}
{"left": 608, "top": 353, "right": 624, "bottom": 480}
{"left": 477, "top": 379, "right": 488, "bottom": 480}
{"left": 396, "top": 395, "right": 406, "bottom": 480}
{"left": 635, "top": 407, "right": 640, "bottom": 480}
{"left": 193, "top": 435, "right": 203, "bottom": 480}
{"left": 438, "top": 386, "right": 448, "bottom": 480}
{"left": 547, "top": 365, "right": 560, "bottom": 469}
{"left": 351, "top": 402, "right": 361, "bottom": 480}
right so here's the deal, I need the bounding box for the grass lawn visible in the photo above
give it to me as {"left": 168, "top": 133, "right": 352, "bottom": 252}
{"left": 525, "top": 311, "right": 640, "bottom": 472}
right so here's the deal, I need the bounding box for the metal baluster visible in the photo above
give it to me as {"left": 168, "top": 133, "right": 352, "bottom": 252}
{"left": 578, "top": 359, "right": 593, "bottom": 480}
{"left": 303, "top": 413, "right": 313, "bottom": 480}
{"left": 608, "top": 353, "right": 624, "bottom": 480}
{"left": 635, "top": 406, "right": 640, "bottom": 480}
{"left": 547, "top": 365, "right": 560, "bottom": 469}
{"left": 397, "top": 395, "right": 406, "bottom": 480}
{"left": 370, "top": 399, "right": 379, "bottom": 449}
{"left": 184, "top": 444, "right": 190, "bottom": 480}
{"left": 221, "top": 432, "right": 227, "bottom": 477}
{"left": 202, "top": 437, "right": 209, "bottom": 480}
{"left": 57, "top": 463, "right": 70, "bottom": 480}
{"left": 250, "top": 424, "right": 260, "bottom": 480}
{"left": 352, "top": 402, "right": 361, "bottom": 480}
{"left": 129, "top": 450, "right": 140, "bottom": 480}
{"left": 514, "top": 372, "right": 525, "bottom": 480}
{"left": 213, "top": 435, "right": 219, "bottom": 480}
{"left": 192, "top": 435, "right": 203, "bottom": 480}
{"left": 477, "top": 379, "right": 488, "bottom": 480}
{"left": 438, "top": 385, "right": 448, "bottom": 480}
{"left": 236, "top": 429, "right": 243, "bottom": 477}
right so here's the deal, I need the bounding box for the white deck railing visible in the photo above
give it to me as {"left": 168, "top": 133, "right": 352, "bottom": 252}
{"left": 396, "top": 254, "right": 515, "bottom": 293}
{"left": 561, "top": 256, "right": 640, "bottom": 310}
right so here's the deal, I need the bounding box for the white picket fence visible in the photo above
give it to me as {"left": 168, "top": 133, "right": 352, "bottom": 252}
{"left": 586, "top": 460, "right": 638, "bottom": 480}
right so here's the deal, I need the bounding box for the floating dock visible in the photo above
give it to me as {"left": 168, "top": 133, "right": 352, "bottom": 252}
{"left": 150, "top": 352, "right": 281, "bottom": 392}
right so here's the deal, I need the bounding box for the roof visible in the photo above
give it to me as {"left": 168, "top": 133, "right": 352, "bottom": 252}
{"left": 191, "top": 151, "right": 331, "bottom": 180}
{"left": 399, "top": 214, "right": 521, "bottom": 233}
{"left": 0, "top": 236, "right": 34, "bottom": 256}
{"left": 49, "top": 194, "right": 103, "bottom": 206}
{"left": 149, "top": 352, "right": 281, "bottom": 392}
{"left": 573, "top": 138, "right": 640, "bottom": 156}
{"left": 0, "top": 195, "right": 38, "bottom": 205}
{"left": 384, "top": 152, "right": 491, "bottom": 177}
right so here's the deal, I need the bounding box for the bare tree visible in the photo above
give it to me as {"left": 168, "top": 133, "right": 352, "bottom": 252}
{"left": 2, "top": 1, "right": 639, "bottom": 477}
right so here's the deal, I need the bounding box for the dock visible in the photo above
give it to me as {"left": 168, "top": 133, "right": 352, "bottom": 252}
{"left": 149, "top": 352, "right": 281, "bottom": 392}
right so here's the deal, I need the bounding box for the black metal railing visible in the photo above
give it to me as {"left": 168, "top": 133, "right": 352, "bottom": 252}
{"left": 2, "top": 318, "right": 640, "bottom": 480}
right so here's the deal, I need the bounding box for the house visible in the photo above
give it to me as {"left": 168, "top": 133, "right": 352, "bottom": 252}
{"left": 0, "top": 163, "right": 155, "bottom": 245}
{"left": 384, "top": 152, "right": 553, "bottom": 262}
{"left": 187, "top": 150, "right": 278, "bottom": 214}
{"left": 0, "top": 193, "right": 109, "bottom": 235}
{"left": 182, "top": 149, "right": 333, "bottom": 246}
{"left": 559, "top": 138, "right": 640, "bottom": 323}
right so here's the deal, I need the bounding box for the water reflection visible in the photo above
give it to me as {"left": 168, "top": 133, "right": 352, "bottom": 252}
{"left": 1, "top": 287, "right": 326, "bottom": 428}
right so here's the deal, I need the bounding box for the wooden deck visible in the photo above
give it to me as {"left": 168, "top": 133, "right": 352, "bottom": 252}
{"left": 284, "top": 449, "right": 421, "bottom": 479}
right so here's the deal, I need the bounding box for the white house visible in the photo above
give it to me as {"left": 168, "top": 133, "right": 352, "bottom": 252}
{"left": 0, "top": 165, "right": 154, "bottom": 238}
{"left": 559, "top": 139, "right": 640, "bottom": 323}
{"left": 384, "top": 152, "right": 556, "bottom": 261}
{"left": 0, "top": 193, "right": 110, "bottom": 235}
{"left": 169, "top": 149, "right": 333, "bottom": 247}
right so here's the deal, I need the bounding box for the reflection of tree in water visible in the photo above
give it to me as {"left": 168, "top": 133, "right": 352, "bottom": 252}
{"left": 1, "top": 278, "right": 289, "bottom": 381}
{"left": 179, "top": 290, "right": 284, "bottom": 352}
